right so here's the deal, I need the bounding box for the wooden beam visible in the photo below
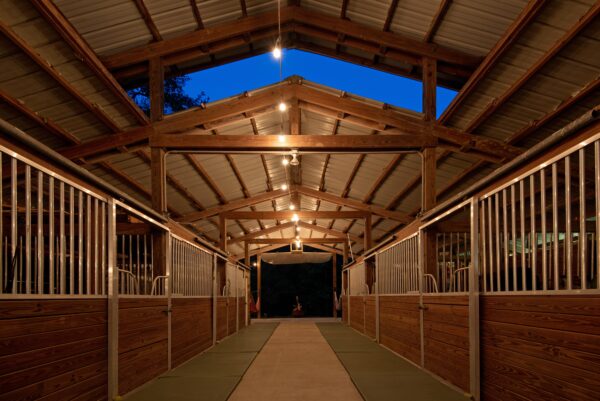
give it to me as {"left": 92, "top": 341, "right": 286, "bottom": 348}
{"left": 332, "top": 252, "right": 337, "bottom": 317}
{"left": 151, "top": 147, "right": 167, "bottom": 214}
{"left": 422, "top": 58, "right": 437, "bottom": 122}
{"left": 364, "top": 213, "right": 372, "bottom": 250}
{"left": 231, "top": 222, "right": 296, "bottom": 244}
{"left": 102, "top": 6, "right": 478, "bottom": 70}
{"left": 257, "top": 254, "right": 262, "bottom": 317}
{"left": 295, "top": 186, "right": 411, "bottom": 223}
{"left": 308, "top": 244, "right": 344, "bottom": 255}
{"left": 133, "top": 0, "right": 162, "bottom": 41}
{"left": 343, "top": 242, "right": 349, "bottom": 265}
{"left": 219, "top": 214, "right": 227, "bottom": 252}
{"left": 248, "top": 238, "right": 346, "bottom": 244}
{"left": 464, "top": 2, "right": 600, "bottom": 133}
{"left": 150, "top": 133, "right": 436, "bottom": 151}
{"left": 423, "top": 0, "right": 452, "bottom": 42}
{"left": 223, "top": 211, "right": 370, "bottom": 220}
{"left": 189, "top": 0, "right": 204, "bottom": 29}
{"left": 149, "top": 57, "right": 164, "bottom": 122}
{"left": 383, "top": 0, "right": 400, "bottom": 32}
{"left": 297, "top": 221, "right": 361, "bottom": 243}
{"left": 31, "top": 0, "right": 149, "bottom": 126}
{"left": 176, "top": 189, "right": 288, "bottom": 222}
{"left": 421, "top": 147, "right": 436, "bottom": 211}
{"left": 439, "top": 0, "right": 548, "bottom": 124}
{"left": 0, "top": 19, "right": 121, "bottom": 133}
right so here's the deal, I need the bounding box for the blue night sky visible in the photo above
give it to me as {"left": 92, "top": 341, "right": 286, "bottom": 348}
{"left": 183, "top": 49, "right": 456, "bottom": 117}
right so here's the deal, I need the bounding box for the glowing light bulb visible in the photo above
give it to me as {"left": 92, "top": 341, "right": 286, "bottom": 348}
{"left": 272, "top": 46, "right": 282, "bottom": 59}
{"left": 290, "top": 204, "right": 295, "bottom": 211}
{"left": 282, "top": 158, "right": 289, "bottom": 166}
{"left": 253, "top": 262, "right": 257, "bottom": 267}
{"left": 296, "top": 226, "right": 300, "bottom": 232}
{"left": 292, "top": 213, "right": 299, "bottom": 222}
{"left": 295, "top": 240, "right": 301, "bottom": 248}
{"left": 281, "top": 184, "right": 288, "bottom": 190}
{"left": 278, "top": 102, "right": 287, "bottom": 112}
{"left": 296, "top": 235, "right": 300, "bottom": 240}
{"left": 278, "top": 134, "right": 286, "bottom": 143}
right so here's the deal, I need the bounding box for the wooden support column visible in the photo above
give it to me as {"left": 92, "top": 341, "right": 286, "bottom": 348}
{"left": 422, "top": 57, "right": 437, "bottom": 122}
{"left": 244, "top": 242, "right": 249, "bottom": 267}
{"left": 151, "top": 147, "right": 167, "bottom": 214}
{"left": 257, "top": 254, "right": 262, "bottom": 319}
{"left": 422, "top": 147, "right": 436, "bottom": 212}
{"left": 332, "top": 252, "right": 337, "bottom": 318}
{"left": 364, "top": 213, "right": 372, "bottom": 251}
{"left": 219, "top": 214, "right": 227, "bottom": 252}
{"left": 343, "top": 241, "right": 349, "bottom": 266}
{"left": 149, "top": 57, "right": 164, "bottom": 122}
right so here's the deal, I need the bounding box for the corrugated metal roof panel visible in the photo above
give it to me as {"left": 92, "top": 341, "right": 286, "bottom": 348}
{"left": 144, "top": 0, "right": 197, "bottom": 40}
{"left": 347, "top": 154, "right": 395, "bottom": 201}
{"left": 195, "top": 0, "right": 243, "bottom": 28}
{"left": 323, "top": 154, "right": 362, "bottom": 195}
{"left": 346, "top": 0, "right": 390, "bottom": 30}
{"left": 389, "top": 0, "right": 437, "bottom": 41}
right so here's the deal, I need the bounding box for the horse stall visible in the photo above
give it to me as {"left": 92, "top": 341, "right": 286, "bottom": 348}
{"left": 0, "top": 135, "right": 251, "bottom": 400}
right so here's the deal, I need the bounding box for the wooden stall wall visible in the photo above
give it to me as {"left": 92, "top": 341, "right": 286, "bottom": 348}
{"left": 216, "top": 297, "right": 228, "bottom": 341}
{"left": 227, "top": 297, "right": 237, "bottom": 335}
{"left": 341, "top": 295, "right": 348, "bottom": 323}
{"left": 365, "top": 295, "right": 377, "bottom": 339}
{"left": 119, "top": 298, "right": 168, "bottom": 396}
{"left": 171, "top": 297, "right": 213, "bottom": 368}
{"left": 0, "top": 299, "right": 108, "bottom": 401}
{"left": 349, "top": 296, "right": 365, "bottom": 333}
{"left": 379, "top": 295, "right": 421, "bottom": 365}
{"left": 481, "top": 295, "right": 600, "bottom": 401}
{"left": 422, "top": 295, "right": 470, "bottom": 392}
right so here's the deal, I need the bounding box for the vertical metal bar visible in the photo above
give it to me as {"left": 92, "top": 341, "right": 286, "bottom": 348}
{"left": 511, "top": 185, "right": 517, "bottom": 291}
{"left": 25, "top": 166, "right": 31, "bottom": 294}
{"left": 94, "top": 198, "right": 99, "bottom": 295}
{"left": 70, "top": 187, "right": 75, "bottom": 295}
{"left": 59, "top": 182, "right": 65, "bottom": 294}
{"left": 136, "top": 234, "right": 141, "bottom": 293}
{"left": 0, "top": 152, "right": 2, "bottom": 294}
{"left": 487, "top": 197, "right": 493, "bottom": 292}
{"left": 530, "top": 175, "right": 537, "bottom": 291}
{"left": 101, "top": 203, "right": 106, "bottom": 295}
{"left": 481, "top": 200, "right": 487, "bottom": 293}
{"left": 520, "top": 179, "right": 526, "bottom": 291}
{"left": 580, "top": 148, "right": 587, "bottom": 290}
{"left": 107, "top": 199, "right": 118, "bottom": 400}
{"left": 565, "top": 157, "right": 572, "bottom": 290}
{"left": 11, "top": 158, "right": 18, "bottom": 293}
{"left": 596, "top": 141, "right": 600, "bottom": 290}
{"left": 37, "top": 171, "right": 43, "bottom": 294}
{"left": 144, "top": 235, "right": 148, "bottom": 295}
{"left": 469, "top": 198, "right": 480, "bottom": 400}
{"left": 541, "top": 169, "right": 547, "bottom": 290}
{"left": 495, "top": 193, "right": 500, "bottom": 293}
{"left": 213, "top": 253, "right": 218, "bottom": 345}
{"left": 87, "top": 195, "right": 91, "bottom": 294}
{"left": 78, "top": 192, "right": 83, "bottom": 294}
{"left": 552, "top": 163, "right": 559, "bottom": 290}
{"left": 48, "top": 176, "right": 54, "bottom": 294}
{"left": 502, "top": 189, "right": 508, "bottom": 292}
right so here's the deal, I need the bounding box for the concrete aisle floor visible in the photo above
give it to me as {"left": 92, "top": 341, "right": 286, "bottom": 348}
{"left": 124, "top": 322, "right": 278, "bottom": 401}
{"left": 317, "top": 323, "right": 469, "bottom": 401}
{"left": 228, "top": 320, "right": 364, "bottom": 401}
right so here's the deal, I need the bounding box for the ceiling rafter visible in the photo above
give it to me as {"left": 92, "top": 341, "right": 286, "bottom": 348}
{"left": 230, "top": 222, "right": 296, "bottom": 244}
{"left": 133, "top": 0, "right": 162, "bottom": 41}
{"left": 248, "top": 238, "right": 345, "bottom": 244}
{"left": 463, "top": 2, "right": 600, "bottom": 134}
{"left": 101, "top": 6, "right": 478, "bottom": 72}
{"left": 222, "top": 211, "right": 370, "bottom": 219}
{"left": 0, "top": 20, "right": 122, "bottom": 134}
{"left": 439, "top": 0, "right": 548, "bottom": 124}
{"left": 423, "top": 0, "right": 452, "bottom": 43}
{"left": 189, "top": 0, "right": 204, "bottom": 29}
{"left": 31, "top": 0, "right": 149, "bottom": 126}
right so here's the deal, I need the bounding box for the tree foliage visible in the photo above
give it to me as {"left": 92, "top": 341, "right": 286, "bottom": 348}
{"left": 127, "top": 75, "right": 209, "bottom": 115}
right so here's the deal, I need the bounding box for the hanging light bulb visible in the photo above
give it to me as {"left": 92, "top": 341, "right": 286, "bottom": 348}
{"left": 296, "top": 226, "right": 300, "bottom": 232}
{"left": 278, "top": 134, "right": 286, "bottom": 143}
{"left": 273, "top": 46, "right": 282, "bottom": 59}
{"left": 291, "top": 213, "right": 299, "bottom": 222}
{"left": 281, "top": 184, "right": 288, "bottom": 191}
{"left": 296, "top": 235, "right": 300, "bottom": 240}
{"left": 282, "top": 157, "right": 289, "bottom": 166}
{"left": 295, "top": 239, "right": 301, "bottom": 248}
{"left": 289, "top": 204, "right": 295, "bottom": 211}
{"left": 278, "top": 101, "right": 287, "bottom": 112}
{"left": 253, "top": 262, "right": 257, "bottom": 267}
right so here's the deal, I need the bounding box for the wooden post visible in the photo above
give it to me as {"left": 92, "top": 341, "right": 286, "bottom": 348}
{"left": 422, "top": 57, "right": 436, "bottom": 122}
{"left": 244, "top": 242, "right": 249, "bottom": 267}
{"left": 257, "top": 254, "right": 262, "bottom": 319}
{"left": 332, "top": 252, "right": 337, "bottom": 318}
{"left": 422, "top": 147, "right": 436, "bottom": 211}
{"left": 343, "top": 241, "right": 349, "bottom": 266}
{"left": 219, "top": 214, "right": 227, "bottom": 252}
{"left": 151, "top": 147, "right": 167, "bottom": 214}
{"left": 364, "top": 213, "right": 372, "bottom": 251}
{"left": 149, "top": 57, "right": 164, "bottom": 122}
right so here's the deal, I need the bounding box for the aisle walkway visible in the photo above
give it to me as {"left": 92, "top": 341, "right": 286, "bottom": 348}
{"left": 228, "top": 320, "right": 363, "bottom": 401}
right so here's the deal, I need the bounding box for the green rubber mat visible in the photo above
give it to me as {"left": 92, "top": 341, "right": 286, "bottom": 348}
{"left": 317, "top": 323, "right": 469, "bottom": 401}
{"left": 125, "top": 322, "right": 278, "bottom": 401}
